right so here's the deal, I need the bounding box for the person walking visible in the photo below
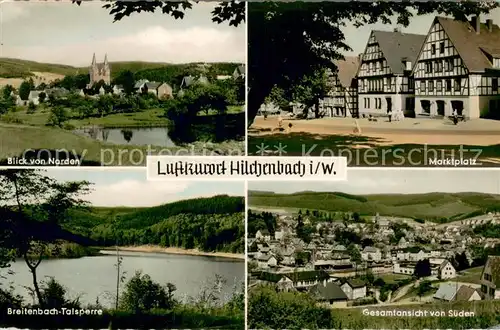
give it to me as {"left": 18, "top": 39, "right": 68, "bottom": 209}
{"left": 388, "top": 109, "right": 392, "bottom": 123}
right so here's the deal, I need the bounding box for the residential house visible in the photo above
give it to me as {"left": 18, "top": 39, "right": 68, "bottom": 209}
{"left": 256, "top": 254, "right": 277, "bottom": 269}
{"left": 320, "top": 56, "right": 360, "bottom": 118}
{"left": 393, "top": 262, "right": 414, "bottom": 275}
{"left": 256, "top": 229, "right": 272, "bottom": 241}
{"left": 361, "top": 246, "right": 382, "bottom": 262}
{"left": 309, "top": 282, "right": 348, "bottom": 308}
{"left": 412, "top": 16, "right": 500, "bottom": 119}
{"left": 134, "top": 79, "right": 150, "bottom": 92}
{"left": 357, "top": 29, "right": 425, "bottom": 117}
{"left": 141, "top": 82, "right": 161, "bottom": 95}
{"left": 113, "top": 85, "right": 124, "bottom": 95}
{"left": 455, "top": 285, "right": 482, "bottom": 302}
{"left": 439, "top": 260, "right": 457, "bottom": 279}
{"left": 340, "top": 279, "right": 367, "bottom": 300}
{"left": 258, "top": 270, "right": 331, "bottom": 290}
{"left": 434, "top": 283, "right": 460, "bottom": 301}
{"left": 281, "top": 250, "right": 296, "bottom": 266}
{"left": 216, "top": 75, "right": 232, "bottom": 81}
{"left": 27, "top": 91, "right": 41, "bottom": 105}
{"left": 480, "top": 255, "right": 500, "bottom": 299}
{"left": 232, "top": 64, "right": 245, "bottom": 80}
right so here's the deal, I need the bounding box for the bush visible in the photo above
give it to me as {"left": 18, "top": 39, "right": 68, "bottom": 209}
{"left": 120, "top": 271, "right": 177, "bottom": 313}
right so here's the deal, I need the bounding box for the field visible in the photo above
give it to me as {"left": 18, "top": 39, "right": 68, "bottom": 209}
{"left": 454, "top": 266, "right": 484, "bottom": 285}
{"left": 248, "top": 191, "right": 500, "bottom": 222}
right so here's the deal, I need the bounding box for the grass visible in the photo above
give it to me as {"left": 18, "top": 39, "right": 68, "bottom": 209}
{"left": 248, "top": 190, "right": 500, "bottom": 222}
{"left": 377, "top": 274, "right": 412, "bottom": 284}
{"left": 332, "top": 300, "right": 500, "bottom": 329}
{"left": 0, "top": 123, "right": 244, "bottom": 165}
{"left": 454, "top": 266, "right": 484, "bottom": 285}
{"left": 248, "top": 132, "right": 500, "bottom": 167}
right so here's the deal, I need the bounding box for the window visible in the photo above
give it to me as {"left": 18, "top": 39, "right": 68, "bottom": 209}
{"left": 425, "top": 62, "right": 433, "bottom": 73}
{"left": 454, "top": 78, "right": 461, "bottom": 92}
{"left": 493, "top": 78, "right": 499, "bottom": 92}
{"left": 490, "top": 288, "right": 495, "bottom": 296}
{"left": 429, "top": 81, "right": 434, "bottom": 91}
{"left": 485, "top": 273, "right": 492, "bottom": 281}
{"left": 364, "top": 98, "right": 370, "bottom": 109}
{"left": 446, "top": 79, "right": 452, "bottom": 91}
{"left": 435, "top": 60, "right": 443, "bottom": 73}
{"left": 437, "top": 80, "right": 443, "bottom": 92}
{"left": 420, "top": 81, "right": 426, "bottom": 92}
{"left": 439, "top": 42, "right": 445, "bottom": 54}
{"left": 431, "top": 44, "right": 436, "bottom": 55}
{"left": 446, "top": 59, "right": 454, "bottom": 72}
{"left": 376, "top": 98, "right": 382, "bottom": 109}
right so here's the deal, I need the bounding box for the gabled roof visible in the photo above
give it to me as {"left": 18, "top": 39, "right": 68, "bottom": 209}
{"left": 145, "top": 82, "right": 161, "bottom": 89}
{"left": 134, "top": 79, "right": 149, "bottom": 89}
{"left": 455, "top": 285, "right": 479, "bottom": 301}
{"left": 309, "top": 282, "right": 348, "bottom": 301}
{"left": 371, "top": 30, "right": 426, "bottom": 74}
{"left": 482, "top": 255, "right": 500, "bottom": 287}
{"left": 285, "top": 270, "right": 330, "bottom": 283}
{"left": 434, "top": 283, "right": 459, "bottom": 301}
{"left": 343, "top": 279, "right": 366, "bottom": 289}
{"left": 333, "top": 56, "right": 359, "bottom": 88}
{"left": 181, "top": 76, "right": 195, "bottom": 88}
{"left": 433, "top": 16, "right": 500, "bottom": 73}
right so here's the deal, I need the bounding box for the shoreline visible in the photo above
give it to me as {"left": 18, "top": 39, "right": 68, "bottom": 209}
{"left": 102, "top": 245, "right": 245, "bottom": 260}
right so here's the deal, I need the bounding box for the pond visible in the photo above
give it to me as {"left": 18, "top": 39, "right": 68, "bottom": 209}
{"left": 74, "top": 126, "right": 177, "bottom": 147}
{"left": 1, "top": 251, "right": 244, "bottom": 307}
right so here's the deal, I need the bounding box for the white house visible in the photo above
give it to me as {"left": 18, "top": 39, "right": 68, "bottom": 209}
{"left": 256, "top": 229, "right": 272, "bottom": 241}
{"left": 320, "top": 56, "right": 360, "bottom": 117}
{"left": 393, "top": 262, "right": 414, "bottom": 275}
{"left": 412, "top": 16, "right": 500, "bottom": 119}
{"left": 340, "top": 279, "right": 367, "bottom": 300}
{"left": 361, "top": 246, "right": 382, "bottom": 262}
{"left": 439, "top": 260, "right": 457, "bottom": 279}
{"left": 357, "top": 29, "right": 425, "bottom": 118}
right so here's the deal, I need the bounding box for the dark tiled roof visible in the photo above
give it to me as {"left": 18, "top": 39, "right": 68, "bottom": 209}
{"left": 309, "top": 282, "right": 348, "bottom": 301}
{"left": 258, "top": 272, "right": 283, "bottom": 283}
{"left": 482, "top": 255, "right": 500, "bottom": 287}
{"left": 334, "top": 56, "right": 359, "bottom": 88}
{"left": 436, "top": 16, "right": 500, "bottom": 72}
{"left": 345, "top": 279, "right": 366, "bottom": 289}
{"left": 454, "top": 285, "right": 478, "bottom": 301}
{"left": 372, "top": 30, "right": 426, "bottom": 74}
{"left": 285, "top": 270, "right": 330, "bottom": 282}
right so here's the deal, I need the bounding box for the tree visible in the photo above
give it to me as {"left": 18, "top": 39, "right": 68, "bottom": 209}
{"left": 290, "top": 69, "right": 331, "bottom": 118}
{"left": 247, "top": 2, "right": 499, "bottom": 125}
{"left": 47, "top": 106, "right": 69, "bottom": 127}
{"left": 414, "top": 259, "right": 432, "bottom": 278}
{"left": 417, "top": 280, "right": 432, "bottom": 300}
{"left": 2, "top": 85, "right": 14, "bottom": 100}
{"left": 0, "top": 170, "right": 93, "bottom": 307}
{"left": 120, "top": 271, "right": 177, "bottom": 313}
{"left": 38, "top": 92, "right": 46, "bottom": 104}
{"left": 347, "top": 243, "right": 362, "bottom": 274}
{"left": 19, "top": 81, "right": 31, "bottom": 101}
{"left": 27, "top": 101, "right": 37, "bottom": 114}
{"left": 114, "top": 70, "right": 136, "bottom": 95}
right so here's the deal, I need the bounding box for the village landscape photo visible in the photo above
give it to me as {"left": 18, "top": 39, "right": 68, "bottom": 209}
{"left": 248, "top": 2, "right": 500, "bottom": 166}
{"left": 0, "top": 1, "right": 246, "bottom": 166}
{"left": 0, "top": 169, "right": 245, "bottom": 329}
{"left": 247, "top": 169, "right": 500, "bottom": 329}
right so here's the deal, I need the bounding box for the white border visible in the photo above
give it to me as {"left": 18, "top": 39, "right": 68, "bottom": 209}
{"left": 244, "top": 0, "right": 249, "bottom": 157}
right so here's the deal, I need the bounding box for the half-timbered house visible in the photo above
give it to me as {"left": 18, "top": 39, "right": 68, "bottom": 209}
{"left": 357, "top": 30, "right": 425, "bottom": 117}
{"left": 413, "top": 16, "right": 500, "bottom": 119}
{"left": 320, "top": 56, "right": 360, "bottom": 117}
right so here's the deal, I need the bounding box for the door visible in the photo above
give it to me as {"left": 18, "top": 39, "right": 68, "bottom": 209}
{"left": 436, "top": 100, "right": 445, "bottom": 116}
{"left": 451, "top": 100, "right": 464, "bottom": 116}
{"left": 386, "top": 97, "right": 392, "bottom": 113}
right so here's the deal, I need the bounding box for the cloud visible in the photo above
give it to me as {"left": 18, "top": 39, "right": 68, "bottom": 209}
{"left": 85, "top": 180, "right": 191, "bottom": 207}
{"left": 0, "top": 1, "right": 29, "bottom": 23}
{"left": 3, "top": 25, "right": 245, "bottom": 66}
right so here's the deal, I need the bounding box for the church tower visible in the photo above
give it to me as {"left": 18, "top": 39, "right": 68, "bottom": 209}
{"left": 89, "top": 53, "right": 111, "bottom": 86}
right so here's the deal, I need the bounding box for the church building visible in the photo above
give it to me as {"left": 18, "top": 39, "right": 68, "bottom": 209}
{"left": 89, "top": 53, "right": 111, "bottom": 86}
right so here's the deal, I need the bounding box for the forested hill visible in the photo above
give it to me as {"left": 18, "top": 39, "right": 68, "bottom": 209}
{"left": 248, "top": 190, "right": 500, "bottom": 223}
{"left": 0, "top": 57, "right": 242, "bottom": 80}
{"left": 65, "top": 195, "right": 245, "bottom": 253}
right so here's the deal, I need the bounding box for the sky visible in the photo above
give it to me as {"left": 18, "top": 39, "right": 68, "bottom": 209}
{"left": 338, "top": 8, "right": 500, "bottom": 57}
{"left": 43, "top": 168, "right": 244, "bottom": 207}
{"left": 249, "top": 169, "right": 500, "bottom": 195}
{"left": 0, "top": 1, "right": 245, "bottom": 66}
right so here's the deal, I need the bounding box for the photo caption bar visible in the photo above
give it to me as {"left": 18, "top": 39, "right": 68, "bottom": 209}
{"left": 147, "top": 156, "right": 348, "bottom": 181}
